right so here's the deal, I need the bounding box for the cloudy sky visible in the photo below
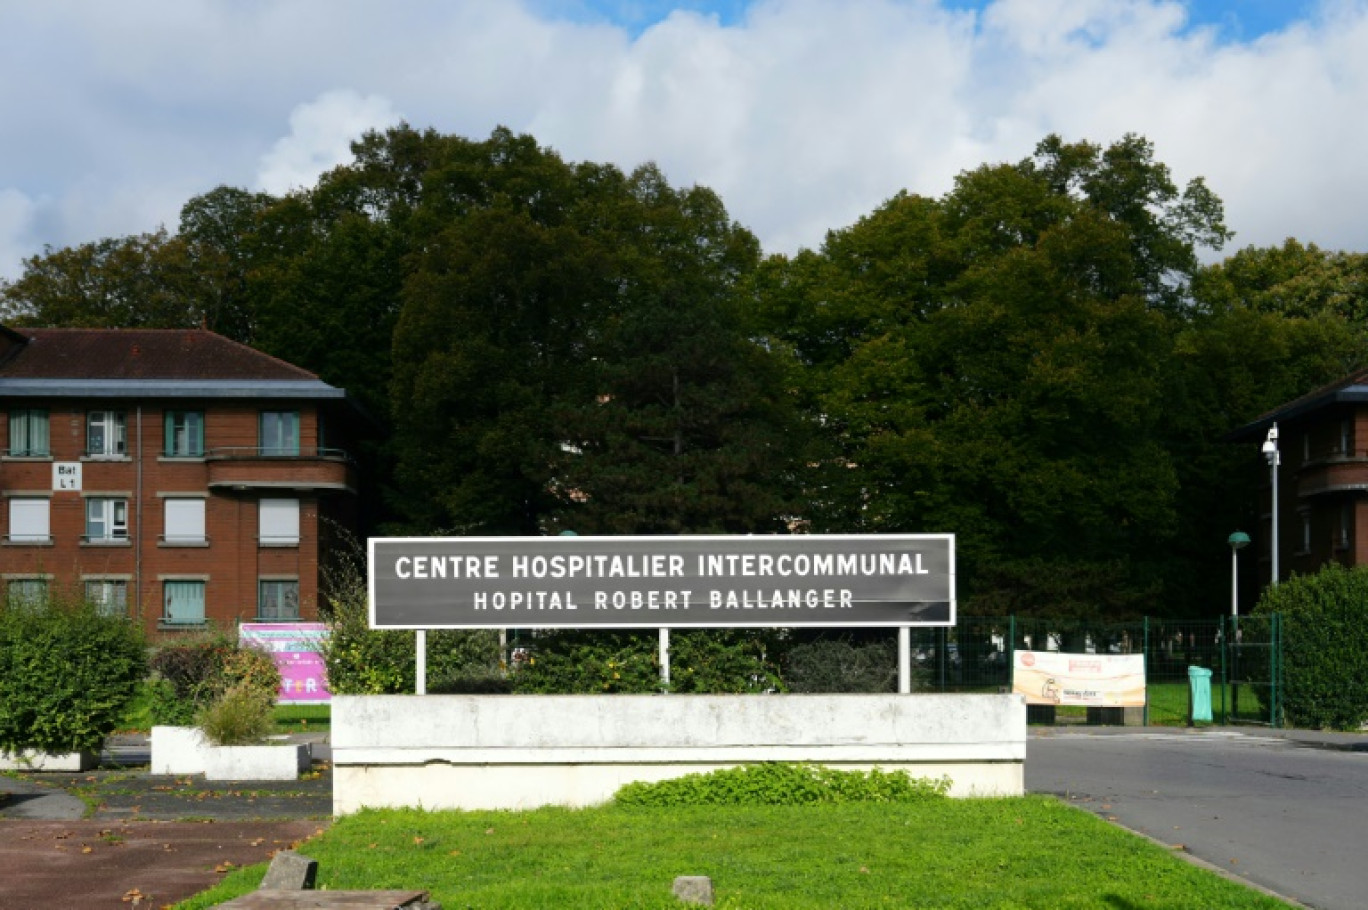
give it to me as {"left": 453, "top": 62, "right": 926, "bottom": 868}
{"left": 1, "top": 0, "right": 1364, "bottom": 283}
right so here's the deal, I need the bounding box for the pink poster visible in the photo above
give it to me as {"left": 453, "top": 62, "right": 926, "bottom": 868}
{"left": 239, "top": 622, "right": 331, "bottom": 704}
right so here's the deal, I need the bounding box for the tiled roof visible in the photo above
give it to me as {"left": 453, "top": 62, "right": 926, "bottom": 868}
{"left": 0, "top": 328, "right": 319, "bottom": 382}
{"left": 1226, "top": 366, "right": 1368, "bottom": 441}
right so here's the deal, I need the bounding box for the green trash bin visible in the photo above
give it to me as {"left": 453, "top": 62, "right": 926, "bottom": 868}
{"left": 1188, "top": 665, "right": 1213, "bottom": 725}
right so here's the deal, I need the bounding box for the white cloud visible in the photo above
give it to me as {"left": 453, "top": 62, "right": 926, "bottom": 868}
{"left": 256, "top": 91, "right": 404, "bottom": 195}
{"left": 0, "top": 0, "right": 1366, "bottom": 282}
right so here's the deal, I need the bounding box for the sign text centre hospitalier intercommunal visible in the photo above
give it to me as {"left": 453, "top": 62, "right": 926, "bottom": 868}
{"left": 369, "top": 534, "right": 955, "bottom": 630}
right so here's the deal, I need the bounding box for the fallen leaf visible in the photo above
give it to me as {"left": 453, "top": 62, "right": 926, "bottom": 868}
{"left": 81, "top": 846, "right": 93, "bottom": 854}
{"left": 215, "top": 861, "right": 236, "bottom": 873}
{"left": 413, "top": 836, "right": 425, "bottom": 845}
{"left": 121, "top": 888, "right": 145, "bottom": 903}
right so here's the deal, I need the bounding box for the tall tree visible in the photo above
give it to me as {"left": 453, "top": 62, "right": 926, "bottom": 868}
{"left": 758, "top": 134, "right": 1233, "bottom": 618}
{"left": 388, "top": 129, "right": 617, "bottom": 534}
{"left": 548, "top": 165, "right": 801, "bottom": 535}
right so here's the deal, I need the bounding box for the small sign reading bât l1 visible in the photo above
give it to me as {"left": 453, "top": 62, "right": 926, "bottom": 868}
{"left": 368, "top": 534, "right": 954, "bottom": 629}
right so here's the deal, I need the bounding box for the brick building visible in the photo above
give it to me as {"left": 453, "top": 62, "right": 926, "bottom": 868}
{"left": 1229, "top": 367, "right": 1368, "bottom": 586}
{"left": 0, "top": 326, "right": 360, "bottom": 637}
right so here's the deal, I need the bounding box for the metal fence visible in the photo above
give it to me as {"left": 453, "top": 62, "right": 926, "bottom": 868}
{"left": 909, "top": 615, "right": 1282, "bottom": 727}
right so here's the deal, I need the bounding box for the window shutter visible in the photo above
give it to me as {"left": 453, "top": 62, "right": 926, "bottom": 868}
{"left": 164, "top": 499, "right": 206, "bottom": 543}
{"left": 9, "top": 498, "right": 49, "bottom": 542}
{"left": 259, "top": 498, "right": 300, "bottom": 545}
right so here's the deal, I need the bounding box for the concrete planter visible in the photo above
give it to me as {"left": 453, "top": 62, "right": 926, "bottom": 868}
{"left": 151, "top": 726, "right": 310, "bottom": 780}
{"left": 332, "top": 693, "right": 1027, "bottom": 814}
{"left": 150, "top": 725, "right": 211, "bottom": 775}
{"left": 0, "top": 749, "right": 98, "bottom": 772}
{"left": 202, "top": 741, "right": 311, "bottom": 781}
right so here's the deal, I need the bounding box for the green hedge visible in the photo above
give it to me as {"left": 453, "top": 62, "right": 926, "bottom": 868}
{"left": 1255, "top": 562, "right": 1368, "bottom": 729}
{"left": 613, "top": 762, "right": 949, "bottom": 806}
{"left": 0, "top": 601, "right": 146, "bottom": 754}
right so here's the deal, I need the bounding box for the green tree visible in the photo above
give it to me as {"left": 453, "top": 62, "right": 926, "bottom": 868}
{"left": 757, "top": 134, "right": 1232, "bottom": 618}
{"left": 387, "top": 133, "right": 615, "bottom": 534}
{"left": 548, "top": 165, "right": 801, "bottom": 535}
{"left": 0, "top": 231, "right": 202, "bottom": 328}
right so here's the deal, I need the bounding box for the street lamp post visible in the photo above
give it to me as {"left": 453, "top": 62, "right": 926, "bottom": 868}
{"left": 1228, "top": 530, "right": 1251, "bottom": 723}
{"left": 1228, "top": 531, "right": 1250, "bottom": 618}
{"left": 1262, "top": 424, "right": 1280, "bottom": 587}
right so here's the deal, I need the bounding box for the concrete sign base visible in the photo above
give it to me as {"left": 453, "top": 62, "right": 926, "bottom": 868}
{"left": 331, "top": 693, "right": 1025, "bottom": 814}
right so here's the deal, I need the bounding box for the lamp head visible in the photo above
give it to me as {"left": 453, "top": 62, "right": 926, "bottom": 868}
{"left": 1228, "top": 531, "right": 1250, "bottom": 550}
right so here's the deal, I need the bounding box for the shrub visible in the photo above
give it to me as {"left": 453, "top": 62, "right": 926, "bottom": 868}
{"left": 510, "top": 628, "right": 786, "bottom": 694}
{"left": 196, "top": 683, "right": 275, "bottom": 746}
{"left": 613, "top": 762, "right": 950, "bottom": 807}
{"left": 147, "top": 632, "right": 281, "bottom": 724}
{"left": 509, "top": 630, "right": 662, "bottom": 694}
{"left": 149, "top": 636, "right": 231, "bottom": 706}
{"left": 1254, "top": 563, "right": 1368, "bottom": 729}
{"left": 319, "top": 534, "right": 501, "bottom": 694}
{"left": 782, "top": 635, "right": 907, "bottom": 693}
{"left": 143, "top": 676, "right": 196, "bottom": 726}
{"left": 0, "top": 598, "right": 146, "bottom": 754}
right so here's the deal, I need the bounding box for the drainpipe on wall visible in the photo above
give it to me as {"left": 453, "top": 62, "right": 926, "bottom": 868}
{"left": 135, "top": 406, "right": 142, "bottom": 623}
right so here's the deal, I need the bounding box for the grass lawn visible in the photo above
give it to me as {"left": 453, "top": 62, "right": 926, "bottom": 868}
{"left": 176, "top": 797, "right": 1285, "bottom": 909}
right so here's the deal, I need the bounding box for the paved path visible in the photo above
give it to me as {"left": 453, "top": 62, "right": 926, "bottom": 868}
{"left": 0, "top": 734, "right": 331, "bottom": 908}
{"left": 1026, "top": 727, "right": 1368, "bottom": 910}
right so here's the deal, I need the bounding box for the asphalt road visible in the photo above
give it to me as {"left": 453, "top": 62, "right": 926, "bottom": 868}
{"left": 1026, "top": 727, "right": 1368, "bottom": 910}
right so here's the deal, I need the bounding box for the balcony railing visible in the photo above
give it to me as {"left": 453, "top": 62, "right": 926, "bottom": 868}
{"left": 205, "top": 446, "right": 356, "bottom": 493}
{"left": 206, "top": 446, "right": 353, "bottom": 460}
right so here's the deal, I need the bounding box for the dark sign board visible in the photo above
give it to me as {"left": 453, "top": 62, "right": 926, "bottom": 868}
{"left": 368, "top": 534, "right": 954, "bottom": 629}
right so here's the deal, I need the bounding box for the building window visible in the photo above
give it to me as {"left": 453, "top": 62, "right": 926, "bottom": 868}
{"left": 87, "top": 410, "right": 127, "bottom": 457}
{"left": 1340, "top": 502, "right": 1353, "bottom": 550}
{"left": 6, "top": 578, "right": 48, "bottom": 609}
{"left": 1341, "top": 418, "right": 1353, "bottom": 456}
{"left": 85, "top": 579, "right": 128, "bottom": 617}
{"left": 164, "top": 411, "right": 204, "bottom": 457}
{"left": 8, "top": 409, "right": 49, "bottom": 456}
{"left": 7, "top": 497, "right": 50, "bottom": 543}
{"left": 1300, "top": 512, "right": 1312, "bottom": 554}
{"left": 259, "top": 498, "right": 300, "bottom": 546}
{"left": 163, "top": 498, "right": 206, "bottom": 544}
{"left": 85, "top": 498, "right": 129, "bottom": 542}
{"left": 163, "top": 580, "right": 206, "bottom": 625}
{"left": 258, "top": 580, "right": 300, "bottom": 621}
{"left": 260, "top": 411, "right": 299, "bottom": 456}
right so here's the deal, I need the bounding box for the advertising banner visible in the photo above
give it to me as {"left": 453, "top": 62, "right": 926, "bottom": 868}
{"left": 239, "top": 622, "right": 331, "bottom": 704}
{"left": 1012, "top": 650, "right": 1146, "bottom": 707}
{"left": 369, "top": 534, "right": 955, "bottom": 630}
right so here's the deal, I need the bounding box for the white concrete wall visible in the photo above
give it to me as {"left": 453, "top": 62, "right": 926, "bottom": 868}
{"left": 0, "top": 750, "right": 97, "bottom": 772}
{"left": 332, "top": 694, "right": 1026, "bottom": 815}
{"left": 203, "top": 743, "right": 311, "bottom": 781}
{"left": 150, "top": 725, "right": 210, "bottom": 775}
